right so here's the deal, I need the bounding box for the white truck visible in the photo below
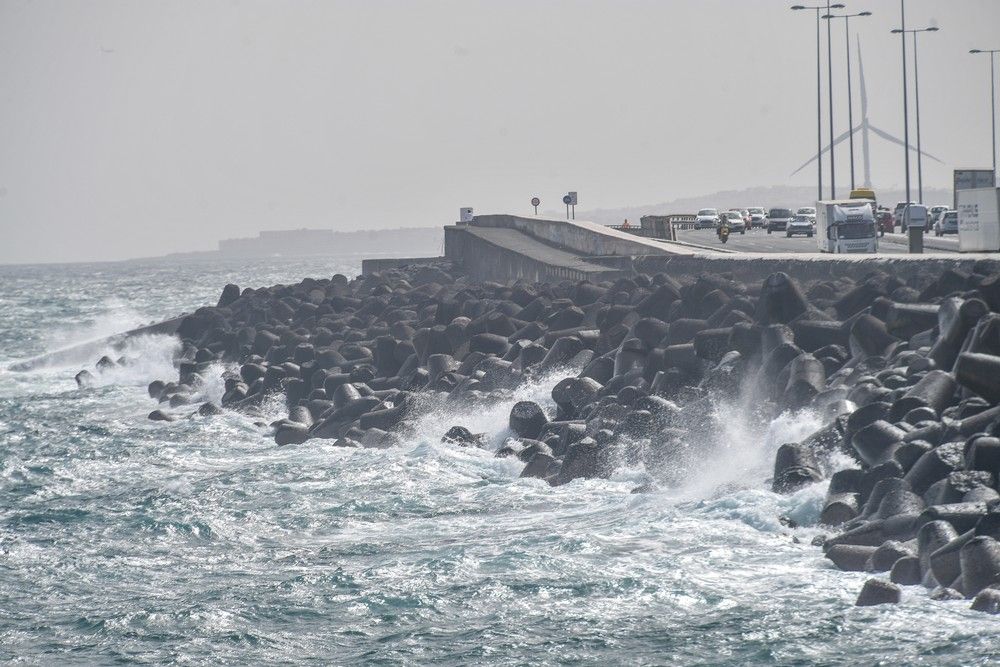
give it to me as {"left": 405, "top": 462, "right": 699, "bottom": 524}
{"left": 957, "top": 187, "right": 1000, "bottom": 252}
{"left": 816, "top": 199, "right": 878, "bottom": 253}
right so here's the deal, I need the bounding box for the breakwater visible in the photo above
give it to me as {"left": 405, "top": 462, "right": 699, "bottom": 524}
{"left": 82, "top": 253, "right": 1000, "bottom": 616}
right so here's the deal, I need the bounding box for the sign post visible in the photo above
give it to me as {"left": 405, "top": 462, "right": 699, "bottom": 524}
{"left": 531, "top": 197, "right": 540, "bottom": 215}
{"left": 566, "top": 192, "right": 578, "bottom": 220}
{"left": 562, "top": 194, "right": 571, "bottom": 220}
{"left": 905, "top": 204, "right": 928, "bottom": 254}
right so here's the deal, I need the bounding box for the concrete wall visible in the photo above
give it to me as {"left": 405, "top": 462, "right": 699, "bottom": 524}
{"left": 444, "top": 226, "right": 624, "bottom": 283}
{"left": 469, "top": 214, "right": 694, "bottom": 258}
{"left": 433, "top": 214, "right": 1000, "bottom": 286}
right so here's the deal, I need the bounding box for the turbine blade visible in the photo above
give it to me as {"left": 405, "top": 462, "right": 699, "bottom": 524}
{"left": 788, "top": 126, "right": 863, "bottom": 176}
{"left": 868, "top": 125, "right": 945, "bottom": 163}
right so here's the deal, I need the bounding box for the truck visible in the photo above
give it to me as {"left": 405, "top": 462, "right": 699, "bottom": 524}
{"left": 957, "top": 187, "right": 1000, "bottom": 252}
{"left": 816, "top": 199, "right": 878, "bottom": 253}
{"left": 848, "top": 187, "right": 892, "bottom": 235}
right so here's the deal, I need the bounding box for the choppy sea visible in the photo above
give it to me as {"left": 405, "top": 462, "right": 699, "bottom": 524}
{"left": 1, "top": 256, "right": 997, "bottom": 665}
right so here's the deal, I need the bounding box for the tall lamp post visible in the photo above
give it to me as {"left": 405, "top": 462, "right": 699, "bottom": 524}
{"left": 898, "top": 1, "right": 911, "bottom": 215}
{"left": 970, "top": 48, "right": 999, "bottom": 184}
{"left": 791, "top": 3, "right": 844, "bottom": 201}
{"left": 892, "top": 25, "right": 939, "bottom": 204}
{"left": 823, "top": 10, "right": 872, "bottom": 192}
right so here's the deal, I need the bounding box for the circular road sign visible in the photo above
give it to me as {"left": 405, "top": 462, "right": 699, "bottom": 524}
{"left": 531, "top": 197, "right": 540, "bottom": 207}
{"left": 562, "top": 195, "right": 572, "bottom": 205}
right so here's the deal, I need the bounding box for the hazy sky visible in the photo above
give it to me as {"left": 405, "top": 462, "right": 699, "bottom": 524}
{"left": 1, "top": 0, "right": 998, "bottom": 263}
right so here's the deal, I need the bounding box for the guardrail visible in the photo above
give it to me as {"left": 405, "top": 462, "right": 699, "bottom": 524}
{"left": 609, "top": 214, "right": 698, "bottom": 240}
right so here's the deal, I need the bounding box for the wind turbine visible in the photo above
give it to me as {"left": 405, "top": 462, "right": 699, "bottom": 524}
{"left": 791, "top": 36, "right": 942, "bottom": 189}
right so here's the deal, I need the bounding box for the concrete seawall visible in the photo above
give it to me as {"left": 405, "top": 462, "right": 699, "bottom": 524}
{"left": 441, "top": 214, "right": 1000, "bottom": 284}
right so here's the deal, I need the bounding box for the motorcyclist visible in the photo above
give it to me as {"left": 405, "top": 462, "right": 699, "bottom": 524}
{"left": 717, "top": 217, "right": 731, "bottom": 243}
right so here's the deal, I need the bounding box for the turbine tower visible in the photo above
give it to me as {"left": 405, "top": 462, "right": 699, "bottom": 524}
{"left": 791, "top": 37, "right": 942, "bottom": 188}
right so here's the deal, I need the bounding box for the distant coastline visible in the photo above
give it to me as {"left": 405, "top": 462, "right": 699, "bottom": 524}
{"left": 0, "top": 226, "right": 444, "bottom": 267}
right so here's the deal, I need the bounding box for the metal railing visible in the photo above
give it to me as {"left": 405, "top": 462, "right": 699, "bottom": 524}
{"left": 608, "top": 214, "right": 698, "bottom": 240}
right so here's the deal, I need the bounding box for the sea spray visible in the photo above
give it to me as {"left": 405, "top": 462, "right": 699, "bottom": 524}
{"left": 6, "top": 258, "right": 1000, "bottom": 663}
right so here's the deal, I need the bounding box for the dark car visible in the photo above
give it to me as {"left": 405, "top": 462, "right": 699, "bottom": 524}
{"left": 893, "top": 201, "right": 916, "bottom": 231}
{"left": 876, "top": 207, "right": 893, "bottom": 236}
{"left": 766, "top": 208, "right": 794, "bottom": 234}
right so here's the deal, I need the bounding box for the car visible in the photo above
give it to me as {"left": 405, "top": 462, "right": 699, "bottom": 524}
{"left": 876, "top": 206, "right": 894, "bottom": 236}
{"left": 729, "top": 208, "right": 751, "bottom": 227}
{"left": 718, "top": 210, "right": 746, "bottom": 233}
{"left": 695, "top": 208, "right": 720, "bottom": 229}
{"left": 933, "top": 209, "right": 958, "bottom": 236}
{"left": 795, "top": 206, "right": 817, "bottom": 223}
{"left": 747, "top": 207, "right": 767, "bottom": 228}
{"left": 928, "top": 205, "right": 949, "bottom": 227}
{"left": 893, "top": 201, "right": 916, "bottom": 231}
{"left": 766, "top": 207, "right": 794, "bottom": 234}
{"left": 786, "top": 214, "right": 814, "bottom": 238}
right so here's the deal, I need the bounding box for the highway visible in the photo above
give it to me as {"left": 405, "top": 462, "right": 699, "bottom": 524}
{"left": 673, "top": 227, "right": 959, "bottom": 254}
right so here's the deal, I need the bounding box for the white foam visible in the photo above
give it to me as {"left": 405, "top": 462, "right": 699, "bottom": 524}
{"left": 89, "top": 334, "right": 181, "bottom": 388}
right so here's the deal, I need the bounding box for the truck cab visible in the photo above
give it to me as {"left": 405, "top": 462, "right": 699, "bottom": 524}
{"left": 816, "top": 200, "right": 878, "bottom": 253}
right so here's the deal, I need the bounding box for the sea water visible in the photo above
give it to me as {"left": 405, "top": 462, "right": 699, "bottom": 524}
{"left": 1, "top": 257, "right": 997, "bottom": 665}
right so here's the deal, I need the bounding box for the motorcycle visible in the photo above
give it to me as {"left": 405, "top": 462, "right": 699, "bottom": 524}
{"left": 717, "top": 224, "right": 731, "bottom": 244}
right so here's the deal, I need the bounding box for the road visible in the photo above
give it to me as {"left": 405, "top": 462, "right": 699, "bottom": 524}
{"left": 673, "top": 227, "right": 959, "bottom": 254}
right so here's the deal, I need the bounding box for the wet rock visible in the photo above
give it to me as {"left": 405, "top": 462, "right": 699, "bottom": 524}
{"left": 198, "top": 401, "right": 222, "bottom": 416}
{"left": 867, "top": 540, "right": 915, "bottom": 573}
{"left": 889, "top": 556, "right": 922, "bottom": 585}
{"left": 75, "top": 369, "right": 95, "bottom": 388}
{"left": 855, "top": 579, "right": 901, "bottom": 606}
{"left": 930, "top": 586, "right": 965, "bottom": 601}
{"left": 772, "top": 443, "right": 822, "bottom": 493}
{"left": 960, "top": 536, "right": 1000, "bottom": 598}
{"left": 442, "top": 425, "right": 485, "bottom": 447}
{"left": 970, "top": 588, "right": 1000, "bottom": 613}
{"left": 826, "top": 545, "right": 877, "bottom": 572}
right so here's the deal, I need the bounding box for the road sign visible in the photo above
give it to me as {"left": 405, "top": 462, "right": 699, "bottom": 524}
{"left": 562, "top": 192, "right": 578, "bottom": 219}
{"left": 531, "top": 197, "right": 540, "bottom": 207}
{"left": 955, "top": 169, "right": 996, "bottom": 209}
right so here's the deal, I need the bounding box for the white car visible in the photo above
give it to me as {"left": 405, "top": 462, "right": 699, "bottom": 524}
{"left": 796, "top": 206, "right": 817, "bottom": 223}
{"left": 933, "top": 210, "right": 958, "bottom": 236}
{"left": 928, "top": 205, "right": 949, "bottom": 227}
{"left": 718, "top": 210, "right": 746, "bottom": 234}
{"left": 786, "top": 214, "right": 814, "bottom": 237}
{"left": 729, "top": 208, "right": 751, "bottom": 227}
{"left": 747, "top": 207, "right": 767, "bottom": 228}
{"left": 695, "top": 208, "right": 720, "bottom": 229}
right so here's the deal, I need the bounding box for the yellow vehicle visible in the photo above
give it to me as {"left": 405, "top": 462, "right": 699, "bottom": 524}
{"left": 849, "top": 188, "right": 888, "bottom": 235}
{"left": 849, "top": 187, "right": 877, "bottom": 210}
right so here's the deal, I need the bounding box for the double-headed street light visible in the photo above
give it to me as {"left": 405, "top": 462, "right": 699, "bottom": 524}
{"left": 791, "top": 3, "right": 845, "bottom": 201}
{"left": 823, "top": 10, "right": 872, "bottom": 192}
{"left": 970, "top": 48, "right": 999, "bottom": 183}
{"left": 892, "top": 25, "right": 939, "bottom": 204}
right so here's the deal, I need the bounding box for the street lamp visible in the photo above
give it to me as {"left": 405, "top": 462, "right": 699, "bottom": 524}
{"left": 892, "top": 25, "right": 939, "bottom": 204}
{"left": 791, "top": 3, "right": 844, "bottom": 201}
{"left": 970, "top": 48, "right": 1000, "bottom": 183}
{"left": 823, "top": 10, "right": 872, "bottom": 192}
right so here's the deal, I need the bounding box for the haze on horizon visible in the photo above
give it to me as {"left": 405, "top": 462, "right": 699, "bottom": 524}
{"left": 1, "top": 0, "right": 998, "bottom": 264}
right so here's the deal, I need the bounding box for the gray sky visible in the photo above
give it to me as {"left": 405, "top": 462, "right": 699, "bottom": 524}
{"left": 1, "top": 0, "right": 998, "bottom": 263}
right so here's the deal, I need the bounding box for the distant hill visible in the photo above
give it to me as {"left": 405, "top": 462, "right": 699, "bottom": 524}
{"left": 572, "top": 185, "right": 953, "bottom": 226}
{"left": 145, "top": 226, "right": 444, "bottom": 262}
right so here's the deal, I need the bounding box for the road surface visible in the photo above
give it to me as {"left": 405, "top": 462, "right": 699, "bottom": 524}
{"left": 673, "top": 227, "right": 959, "bottom": 254}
